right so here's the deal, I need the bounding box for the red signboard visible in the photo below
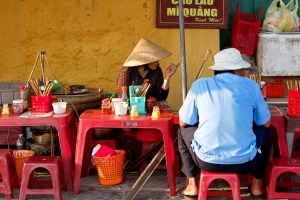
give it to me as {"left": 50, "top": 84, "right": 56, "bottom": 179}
{"left": 156, "top": 0, "right": 228, "bottom": 29}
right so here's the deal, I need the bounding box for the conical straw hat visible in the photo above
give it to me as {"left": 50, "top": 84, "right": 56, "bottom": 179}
{"left": 123, "top": 38, "right": 172, "bottom": 67}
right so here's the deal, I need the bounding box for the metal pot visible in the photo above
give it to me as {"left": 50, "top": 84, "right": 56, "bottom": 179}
{"left": 32, "top": 130, "right": 58, "bottom": 144}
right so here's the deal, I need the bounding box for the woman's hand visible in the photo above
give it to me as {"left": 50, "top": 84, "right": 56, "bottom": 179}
{"left": 165, "top": 63, "right": 178, "bottom": 80}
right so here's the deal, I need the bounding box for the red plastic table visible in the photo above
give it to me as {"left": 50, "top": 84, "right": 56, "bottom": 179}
{"left": 0, "top": 108, "right": 76, "bottom": 191}
{"left": 72, "top": 109, "right": 177, "bottom": 196}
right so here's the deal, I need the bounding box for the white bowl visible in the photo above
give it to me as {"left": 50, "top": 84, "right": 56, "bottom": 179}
{"left": 52, "top": 102, "right": 67, "bottom": 114}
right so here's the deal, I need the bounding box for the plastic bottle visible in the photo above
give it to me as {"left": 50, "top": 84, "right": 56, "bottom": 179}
{"left": 130, "top": 105, "right": 139, "bottom": 117}
{"left": 1, "top": 103, "right": 9, "bottom": 114}
{"left": 20, "top": 85, "right": 28, "bottom": 111}
{"left": 121, "top": 86, "right": 128, "bottom": 101}
{"left": 16, "top": 134, "right": 25, "bottom": 150}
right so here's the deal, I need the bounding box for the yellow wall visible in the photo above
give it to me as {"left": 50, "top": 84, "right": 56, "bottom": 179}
{"left": 0, "top": 0, "right": 218, "bottom": 111}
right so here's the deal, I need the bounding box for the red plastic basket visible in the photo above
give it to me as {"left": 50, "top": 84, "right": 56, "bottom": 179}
{"left": 265, "top": 78, "right": 285, "bottom": 98}
{"left": 288, "top": 90, "right": 300, "bottom": 117}
{"left": 266, "top": 84, "right": 285, "bottom": 98}
{"left": 230, "top": 3, "right": 263, "bottom": 56}
{"left": 31, "top": 95, "right": 53, "bottom": 113}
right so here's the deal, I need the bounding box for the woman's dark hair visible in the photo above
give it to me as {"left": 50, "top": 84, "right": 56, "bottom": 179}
{"left": 144, "top": 64, "right": 150, "bottom": 71}
{"left": 214, "top": 70, "right": 233, "bottom": 75}
{"left": 144, "top": 63, "right": 160, "bottom": 71}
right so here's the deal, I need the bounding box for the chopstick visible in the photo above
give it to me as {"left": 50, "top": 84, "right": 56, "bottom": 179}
{"left": 28, "top": 78, "right": 53, "bottom": 96}
{"left": 286, "top": 80, "right": 300, "bottom": 91}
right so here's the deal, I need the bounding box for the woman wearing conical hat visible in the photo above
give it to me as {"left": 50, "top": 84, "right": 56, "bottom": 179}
{"left": 116, "top": 38, "right": 178, "bottom": 102}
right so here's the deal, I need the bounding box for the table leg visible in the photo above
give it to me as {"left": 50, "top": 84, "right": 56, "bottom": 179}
{"left": 73, "top": 126, "right": 89, "bottom": 194}
{"left": 161, "top": 125, "right": 177, "bottom": 197}
{"left": 57, "top": 126, "right": 74, "bottom": 191}
{"left": 81, "top": 129, "right": 94, "bottom": 177}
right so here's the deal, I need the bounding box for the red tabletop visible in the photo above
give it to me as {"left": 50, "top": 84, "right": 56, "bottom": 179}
{"left": 73, "top": 109, "right": 177, "bottom": 196}
{"left": 0, "top": 108, "right": 76, "bottom": 191}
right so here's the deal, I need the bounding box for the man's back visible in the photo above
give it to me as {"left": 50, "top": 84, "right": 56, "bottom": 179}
{"left": 179, "top": 72, "right": 270, "bottom": 164}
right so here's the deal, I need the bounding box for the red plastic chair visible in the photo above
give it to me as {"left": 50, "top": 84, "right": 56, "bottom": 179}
{"left": 198, "top": 170, "right": 241, "bottom": 200}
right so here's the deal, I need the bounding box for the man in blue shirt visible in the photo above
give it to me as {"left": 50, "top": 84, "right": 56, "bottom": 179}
{"left": 178, "top": 48, "right": 271, "bottom": 197}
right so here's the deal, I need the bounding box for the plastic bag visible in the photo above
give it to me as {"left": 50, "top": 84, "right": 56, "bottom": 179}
{"left": 262, "top": 0, "right": 299, "bottom": 32}
{"left": 91, "top": 144, "right": 117, "bottom": 165}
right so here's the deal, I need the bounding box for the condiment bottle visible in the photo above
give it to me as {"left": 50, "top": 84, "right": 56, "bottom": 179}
{"left": 1, "top": 103, "right": 9, "bottom": 114}
{"left": 101, "top": 98, "right": 111, "bottom": 114}
{"left": 16, "top": 134, "right": 25, "bottom": 150}
{"left": 121, "top": 86, "right": 128, "bottom": 102}
{"left": 130, "top": 105, "right": 139, "bottom": 117}
{"left": 146, "top": 97, "right": 157, "bottom": 113}
{"left": 20, "top": 85, "right": 28, "bottom": 111}
{"left": 151, "top": 106, "right": 161, "bottom": 119}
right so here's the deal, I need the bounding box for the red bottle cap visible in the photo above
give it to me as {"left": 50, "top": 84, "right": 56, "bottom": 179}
{"left": 121, "top": 86, "right": 127, "bottom": 91}
{"left": 20, "top": 85, "right": 25, "bottom": 91}
{"left": 102, "top": 98, "right": 110, "bottom": 103}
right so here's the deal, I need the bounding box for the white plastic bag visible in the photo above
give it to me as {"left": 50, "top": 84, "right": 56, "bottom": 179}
{"left": 263, "top": 0, "right": 299, "bottom": 32}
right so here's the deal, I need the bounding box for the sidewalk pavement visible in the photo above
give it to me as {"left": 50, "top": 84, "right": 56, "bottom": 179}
{"left": 7, "top": 169, "right": 287, "bottom": 200}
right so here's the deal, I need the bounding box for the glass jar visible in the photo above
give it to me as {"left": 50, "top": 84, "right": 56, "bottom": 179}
{"left": 12, "top": 99, "right": 24, "bottom": 114}
{"left": 101, "top": 98, "right": 111, "bottom": 114}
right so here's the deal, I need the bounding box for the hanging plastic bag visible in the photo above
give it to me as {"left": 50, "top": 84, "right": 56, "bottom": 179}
{"left": 262, "top": 0, "right": 299, "bottom": 32}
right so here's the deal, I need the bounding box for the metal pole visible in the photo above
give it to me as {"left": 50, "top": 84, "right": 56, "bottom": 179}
{"left": 178, "top": 0, "right": 187, "bottom": 101}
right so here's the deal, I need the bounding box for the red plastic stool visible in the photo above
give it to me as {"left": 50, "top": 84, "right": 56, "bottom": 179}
{"left": 198, "top": 170, "right": 241, "bottom": 200}
{"left": 267, "top": 157, "right": 300, "bottom": 200}
{"left": 19, "top": 156, "right": 64, "bottom": 200}
{"left": 133, "top": 129, "right": 163, "bottom": 172}
{"left": 291, "top": 128, "right": 300, "bottom": 158}
{"left": 0, "top": 149, "right": 18, "bottom": 200}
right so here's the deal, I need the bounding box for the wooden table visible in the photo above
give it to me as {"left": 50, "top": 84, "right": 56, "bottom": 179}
{"left": 72, "top": 110, "right": 177, "bottom": 196}
{"left": 0, "top": 108, "right": 76, "bottom": 191}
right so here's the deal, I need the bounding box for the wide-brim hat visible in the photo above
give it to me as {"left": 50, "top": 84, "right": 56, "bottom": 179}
{"left": 123, "top": 38, "right": 172, "bottom": 67}
{"left": 209, "top": 48, "right": 251, "bottom": 71}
